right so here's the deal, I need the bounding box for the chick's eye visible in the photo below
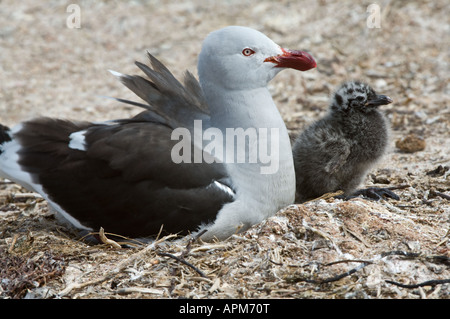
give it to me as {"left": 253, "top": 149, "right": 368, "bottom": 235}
{"left": 242, "top": 48, "right": 255, "bottom": 56}
{"left": 356, "top": 96, "right": 365, "bottom": 101}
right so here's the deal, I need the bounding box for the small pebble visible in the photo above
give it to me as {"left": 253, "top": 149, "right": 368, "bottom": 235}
{"left": 395, "top": 134, "right": 426, "bottom": 153}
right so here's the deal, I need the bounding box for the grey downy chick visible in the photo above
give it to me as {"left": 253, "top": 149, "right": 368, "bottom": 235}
{"left": 293, "top": 80, "right": 398, "bottom": 202}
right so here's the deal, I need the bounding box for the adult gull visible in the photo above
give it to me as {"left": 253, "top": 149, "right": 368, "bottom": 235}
{"left": 0, "top": 26, "right": 316, "bottom": 241}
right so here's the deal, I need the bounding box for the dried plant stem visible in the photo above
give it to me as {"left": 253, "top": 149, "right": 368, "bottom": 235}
{"left": 158, "top": 252, "right": 207, "bottom": 278}
{"left": 57, "top": 234, "right": 177, "bottom": 297}
{"left": 386, "top": 278, "right": 450, "bottom": 288}
{"left": 98, "top": 227, "right": 121, "bottom": 249}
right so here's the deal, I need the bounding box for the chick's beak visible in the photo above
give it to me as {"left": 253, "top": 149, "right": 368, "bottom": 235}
{"left": 265, "top": 48, "right": 317, "bottom": 71}
{"left": 366, "top": 94, "right": 393, "bottom": 107}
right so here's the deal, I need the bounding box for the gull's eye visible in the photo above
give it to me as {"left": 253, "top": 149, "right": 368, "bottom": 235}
{"left": 242, "top": 48, "right": 255, "bottom": 56}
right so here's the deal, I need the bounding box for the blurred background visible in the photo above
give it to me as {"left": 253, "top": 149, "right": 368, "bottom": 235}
{"left": 0, "top": 0, "right": 448, "bottom": 130}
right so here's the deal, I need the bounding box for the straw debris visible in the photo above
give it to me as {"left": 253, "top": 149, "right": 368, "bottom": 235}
{"left": 1, "top": 0, "right": 449, "bottom": 299}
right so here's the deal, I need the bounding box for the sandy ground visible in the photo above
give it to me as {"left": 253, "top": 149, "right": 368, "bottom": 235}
{"left": 0, "top": 1, "right": 449, "bottom": 299}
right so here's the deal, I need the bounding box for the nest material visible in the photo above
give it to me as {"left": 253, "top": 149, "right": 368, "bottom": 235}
{"left": 1, "top": 185, "right": 449, "bottom": 299}
{"left": 0, "top": 0, "right": 449, "bottom": 299}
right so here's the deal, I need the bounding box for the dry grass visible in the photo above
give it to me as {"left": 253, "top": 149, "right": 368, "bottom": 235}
{"left": 0, "top": 0, "right": 449, "bottom": 299}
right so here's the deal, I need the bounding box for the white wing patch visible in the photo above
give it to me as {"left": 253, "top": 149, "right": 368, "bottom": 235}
{"left": 0, "top": 125, "right": 91, "bottom": 231}
{"left": 68, "top": 130, "right": 87, "bottom": 151}
{"left": 213, "top": 180, "right": 235, "bottom": 197}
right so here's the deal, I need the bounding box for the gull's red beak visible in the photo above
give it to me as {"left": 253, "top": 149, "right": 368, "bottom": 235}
{"left": 265, "top": 48, "right": 317, "bottom": 71}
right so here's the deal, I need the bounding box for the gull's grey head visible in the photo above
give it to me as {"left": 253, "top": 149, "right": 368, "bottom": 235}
{"left": 198, "top": 26, "right": 316, "bottom": 91}
{"left": 331, "top": 81, "right": 393, "bottom": 113}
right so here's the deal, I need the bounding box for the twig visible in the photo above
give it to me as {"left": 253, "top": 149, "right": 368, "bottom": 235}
{"left": 286, "top": 250, "right": 449, "bottom": 285}
{"left": 181, "top": 229, "right": 207, "bottom": 258}
{"left": 190, "top": 243, "right": 229, "bottom": 253}
{"left": 430, "top": 190, "right": 450, "bottom": 200}
{"left": 379, "top": 250, "right": 450, "bottom": 264}
{"left": 58, "top": 276, "right": 110, "bottom": 297}
{"left": 0, "top": 180, "right": 15, "bottom": 185}
{"left": 116, "top": 287, "right": 164, "bottom": 295}
{"left": 8, "top": 234, "right": 19, "bottom": 253}
{"left": 379, "top": 250, "right": 450, "bottom": 265}
{"left": 58, "top": 233, "right": 177, "bottom": 297}
{"left": 154, "top": 224, "right": 164, "bottom": 242}
{"left": 82, "top": 230, "right": 149, "bottom": 248}
{"left": 288, "top": 262, "right": 370, "bottom": 284}
{"left": 302, "top": 220, "right": 342, "bottom": 255}
{"left": 341, "top": 225, "right": 371, "bottom": 248}
{"left": 386, "top": 279, "right": 450, "bottom": 289}
{"left": 10, "top": 192, "right": 43, "bottom": 199}
{"left": 303, "top": 190, "right": 344, "bottom": 204}
{"left": 436, "top": 237, "right": 449, "bottom": 247}
{"left": 437, "top": 229, "right": 450, "bottom": 247}
{"left": 380, "top": 252, "right": 450, "bottom": 288}
{"left": 315, "top": 263, "right": 370, "bottom": 284}
{"left": 268, "top": 258, "right": 283, "bottom": 266}
{"left": 380, "top": 250, "right": 420, "bottom": 258}
{"left": 98, "top": 227, "right": 121, "bottom": 249}
{"left": 301, "top": 220, "right": 332, "bottom": 241}
{"left": 424, "top": 255, "right": 450, "bottom": 265}
{"left": 383, "top": 184, "right": 410, "bottom": 191}
{"left": 158, "top": 252, "right": 207, "bottom": 278}
{"left": 324, "top": 259, "right": 374, "bottom": 267}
